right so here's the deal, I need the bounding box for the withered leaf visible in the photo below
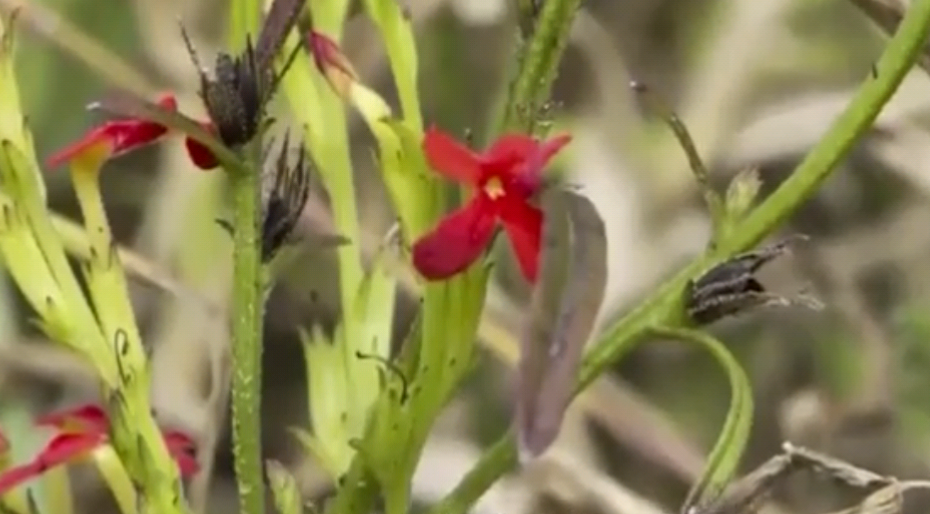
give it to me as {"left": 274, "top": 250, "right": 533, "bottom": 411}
{"left": 515, "top": 188, "right": 607, "bottom": 461}
{"left": 785, "top": 444, "right": 890, "bottom": 489}
{"left": 689, "top": 453, "right": 796, "bottom": 514}
{"left": 826, "top": 483, "right": 902, "bottom": 514}
{"left": 255, "top": 0, "right": 306, "bottom": 71}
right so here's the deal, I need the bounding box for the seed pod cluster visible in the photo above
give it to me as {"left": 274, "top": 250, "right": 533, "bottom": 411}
{"left": 181, "top": 0, "right": 306, "bottom": 148}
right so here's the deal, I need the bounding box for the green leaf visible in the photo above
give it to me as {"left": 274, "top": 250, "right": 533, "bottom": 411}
{"left": 725, "top": 168, "right": 762, "bottom": 221}
{"left": 0, "top": 142, "right": 98, "bottom": 341}
{"left": 648, "top": 326, "right": 754, "bottom": 513}
{"left": 515, "top": 189, "right": 608, "bottom": 460}
{"left": 381, "top": 118, "right": 442, "bottom": 239}
{"left": 311, "top": 0, "right": 351, "bottom": 35}
{"left": 90, "top": 446, "right": 134, "bottom": 514}
{"left": 0, "top": 12, "right": 44, "bottom": 205}
{"left": 290, "top": 427, "right": 343, "bottom": 482}
{"left": 267, "top": 460, "right": 303, "bottom": 514}
{"left": 350, "top": 265, "right": 488, "bottom": 514}
{"left": 0, "top": 193, "right": 66, "bottom": 329}
{"left": 361, "top": 0, "right": 422, "bottom": 131}
{"left": 299, "top": 326, "right": 355, "bottom": 477}
{"left": 347, "top": 244, "right": 398, "bottom": 397}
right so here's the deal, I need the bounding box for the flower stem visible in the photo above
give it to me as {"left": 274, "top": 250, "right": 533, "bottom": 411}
{"left": 494, "top": 0, "right": 581, "bottom": 136}
{"left": 430, "top": 1, "right": 930, "bottom": 513}
{"left": 229, "top": 163, "right": 266, "bottom": 514}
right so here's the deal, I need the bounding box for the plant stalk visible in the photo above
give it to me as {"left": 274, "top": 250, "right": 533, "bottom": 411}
{"left": 429, "top": 0, "right": 930, "bottom": 512}
{"left": 494, "top": 0, "right": 581, "bottom": 136}
{"left": 229, "top": 164, "right": 266, "bottom": 514}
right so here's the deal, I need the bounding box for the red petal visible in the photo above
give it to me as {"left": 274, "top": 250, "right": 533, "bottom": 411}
{"left": 307, "top": 31, "right": 358, "bottom": 80}
{"left": 163, "top": 431, "right": 199, "bottom": 477}
{"left": 0, "top": 432, "right": 101, "bottom": 494}
{"left": 35, "top": 433, "right": 102, "bottom": 468}
{"left": 507, "top": 133, "right": 573, "bottom": 198}
{"left": 36, "top": 404, "right": 110, "bottom": 434}
{"left": 498, "top": 198, "right": 543, "bottom": 283}
{"left": 46, "top": 94, "right": 178, "bottom": 169}
{"left": 538, "top": 133, "right": 573, "bottom": 161}
{"left": 483, "top": 134, "right": 539, "bottom": 167}
{"left": 0, "top": 462, "right": 44, "bottom": 495}
{"left": 412, "top": 195, "right": 498, "bottom": 280}
{"left": 480, "top": 134, "right": 544, "bottom": 181}
{"left": 422, "top": 126, "right": 483, "bottom": 184}
{"left": 184, "top": 121, "right": 220, "bottom": 170}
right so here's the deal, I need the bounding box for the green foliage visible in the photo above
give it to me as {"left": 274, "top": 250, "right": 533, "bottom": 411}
{"left": 1, "top": 0, "right": 929, "bottom": 513}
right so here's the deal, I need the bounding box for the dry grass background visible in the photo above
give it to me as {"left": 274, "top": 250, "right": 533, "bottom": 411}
{"left": 3, "top": 0, "right": 930, "bottom": 513}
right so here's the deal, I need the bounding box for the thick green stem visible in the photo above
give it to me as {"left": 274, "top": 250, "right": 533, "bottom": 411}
{"left": 430, "top": 1, "right": 930, "bottom": 513}
{"left": 229, "top": 166, "right": 266, "bottom": 514}
{"left": 494, "top": 0, "right": 581, "bottom": 136}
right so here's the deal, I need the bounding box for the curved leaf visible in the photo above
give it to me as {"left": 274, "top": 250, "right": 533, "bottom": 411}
{"left": 515, "top": 189, "right": 607, "bottom": 461}
{"left": 649, "top": 326, "right": 754, "bottom": 514}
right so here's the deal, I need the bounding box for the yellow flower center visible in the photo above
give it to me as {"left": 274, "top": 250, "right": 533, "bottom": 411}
{"left": 483, "top": 177, "right": 506, "bottom": 199}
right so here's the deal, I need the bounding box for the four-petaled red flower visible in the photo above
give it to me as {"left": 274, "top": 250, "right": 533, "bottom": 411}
{"left": 0, "top": 404, "right": 198, "bottom": 494}
{"left": 46, "top": 93, "right": 219, "bottom": 171}
{"left": 412, "top": 127, "right": 572, "bottom": 283}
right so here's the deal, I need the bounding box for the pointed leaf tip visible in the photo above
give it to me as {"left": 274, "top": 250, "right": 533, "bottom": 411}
{"left": 725, "top": 168, "right": 762, "bottom": 221}
{"left": 267, "top": 460, "right": 302, "bottom": 514}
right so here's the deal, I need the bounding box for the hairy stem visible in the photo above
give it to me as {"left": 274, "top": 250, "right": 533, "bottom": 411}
{"left": 229, "top": 165, "right": 266, "bottom": 514}
{"left": 494, "top": 0, "right": 581, "bottom": 136}
{"left": 430, "top": 1, "right": 930, "bottom": 512}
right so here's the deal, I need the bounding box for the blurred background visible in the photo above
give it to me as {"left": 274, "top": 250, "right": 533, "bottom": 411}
{"left": 2, "top": 0, "right": 930, "bottom": 513}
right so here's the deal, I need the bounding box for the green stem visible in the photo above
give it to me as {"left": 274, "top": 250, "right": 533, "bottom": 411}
{"left": 430, "top": 1, "right": 930, "bottom": 513}
{"left": 229, "top": 166, "right": 266, "bottom": 514}
{"left": 493, "top": 0, "right": 581, "bottom": 136}
{"left": 229, "top": 0, "right": 262, "bottom": 52}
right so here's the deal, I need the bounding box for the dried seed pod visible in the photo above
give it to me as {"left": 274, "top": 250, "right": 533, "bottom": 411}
{"left": 180, "top": 0, "right": 306, "bottom": 147}
{"left": 685, "top": 235, "right": 822, "bottom": 325}
{"left": 261, "top": 131, "right": 311, "bottom": 263}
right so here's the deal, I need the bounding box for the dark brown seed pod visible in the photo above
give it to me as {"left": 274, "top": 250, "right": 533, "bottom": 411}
{"left": 180, "top": 0, "right": 306, "bottom": 148}
{"left": 260, "top": 131, "right": 311, "bottom": 263}
{"left": 685, "top": 235, "right": 822, "bottom": 325}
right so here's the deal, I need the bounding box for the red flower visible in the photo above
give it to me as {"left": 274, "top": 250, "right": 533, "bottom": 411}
{"left": 184, "top": 121, "right": 220, "bottom": 170}
{"left": 412, "top": 127, "right": 572, "bottom": 282}
{"left": 0, "top": 404, "right": 198, "bottom": 494}
{"left": 46, "top": 93, "right": 219, "bottom": 171}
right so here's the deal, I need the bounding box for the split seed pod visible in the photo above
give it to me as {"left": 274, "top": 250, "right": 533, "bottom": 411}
{"left": 685, "top": 235, "right": 823, "bottom": 325}
{"left": 181, "top": 0, "right": 306, "bottom": 147}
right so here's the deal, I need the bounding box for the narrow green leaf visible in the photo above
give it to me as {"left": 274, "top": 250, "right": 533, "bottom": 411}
{"left": 344, "top": 241, "right": 399, "bottom": 432}
{"left": 289, "top": 427, "right": 343, "bottom": 481}
{"left": 649, "top": 326, "right": 753, "bottom": 514}
{"left": 299, "top": 327, "right": 355, "bottom": 477}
